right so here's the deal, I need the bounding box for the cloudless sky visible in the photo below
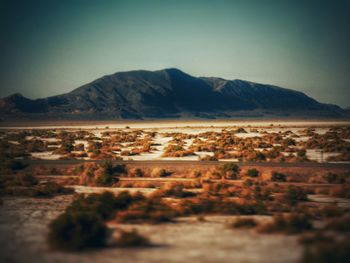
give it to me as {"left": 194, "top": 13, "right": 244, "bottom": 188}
{"left": 0, "top": 0, "right": 349, "bottom": 107}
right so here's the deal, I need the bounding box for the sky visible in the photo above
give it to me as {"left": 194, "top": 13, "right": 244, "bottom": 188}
{"left": 0, "top": 0, "right": 349, "bottom": 107}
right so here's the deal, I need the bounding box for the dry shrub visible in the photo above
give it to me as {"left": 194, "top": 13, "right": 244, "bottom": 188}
{"left": 117, "top": 182, "right": 133, "bottom": 188}
{"left": 115, "top": 229, "right": 150, "bottom": 247}
{"left": 34, "top": 166, "right": 63, "bottom": 175}
{"left": 300, "top": 234, "right": 350, "bottom": 263}
{"left": 200, "top": 155, "right": 218, "bottom": 161}
{"left": 316, "top": 205, "right": 345, "bottom": 219}
{"left": 62, "top": 177, "right": 79, "bottom": 185}
{"left": 48, "top": 210, "right": 108, "bottom": 251}
{"left": 205, "top": 168, "right": 222, "bottom": 180}
{"left": 201, "top": 182, "right": 232, "bottom": 197}
{"left": 292, "top": 205, "right": 345, "bottom": 220}
{"left": 2, "top": 175, "right": 74, "bottom": 198}
{"left": 150, "top": 167, "right": 171, "bottom": 178}
{"left": 314, "top": 187, "right": 329, "bottom": 195}
{"left": 308, "top": 174, "right": 325, "bottom": 184}
{"left": 324, "top": 172, "right": 347, "bottom": 184}
{"left": 324, "top": 216, "right": 350, "bottom": 232}
{"left": 246, "top": 168, "right": 259, "bottom": 178}
{"left": 283, "top": 186, "right": 308, "bottom": 204}
{"left": 128, "top": 168, "right": 144, "bottom": 177}
{"left": 258, "top": 213, "right": 312, "bottom": 234}
{"left": 227, "top": 217, "right": 258, "bottom": 229}
{"left": 129, "top": 182, "right": 156, "bottom": 188}
{"left": 150, "top": 182, "right": 196, "bottom": 198}
{"left": 116, "top": 197, "right": 176, "bottom": 223}
{"left": 330, "top": 184, "right": 350, "bottom": 198}
{"left": 188, "top": 170, "right": 202, "bottom": 178}
{"left": 78, "top": 163, "right": 96, "bottom": 185}
{"left": 76, "top": 161, "right": 126, "bottom": 186}
{"left": 183, "top": 180, "right": 202, "bottom": 189}
{"left": 178, "top": 198, "right": 266, "bottom": 216}
{"left": 271, "top": 172, "right": 287, "bottom": 182}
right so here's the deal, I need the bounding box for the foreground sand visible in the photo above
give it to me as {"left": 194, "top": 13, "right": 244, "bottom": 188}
{"left": 0, "top": 196, "right": 302, "bottom": 263}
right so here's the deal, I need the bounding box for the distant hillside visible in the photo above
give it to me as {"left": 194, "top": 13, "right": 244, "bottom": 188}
{"left": 0, "top": 68, "right": 345, "bottom": 120}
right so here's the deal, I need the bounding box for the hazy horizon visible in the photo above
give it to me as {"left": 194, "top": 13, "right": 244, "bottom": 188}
{"left": 1, "top": 0, "right": 350, "bottom": 107}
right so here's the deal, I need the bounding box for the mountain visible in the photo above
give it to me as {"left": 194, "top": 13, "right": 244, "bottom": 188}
{"left": 0, "top": 68, "right": 345, "bottom": 120}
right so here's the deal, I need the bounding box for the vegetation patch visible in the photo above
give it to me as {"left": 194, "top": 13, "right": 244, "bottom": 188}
{"left": 227, "top": 217, "right": 258, "bottom": 229}
{"left": 259, "top": 213, "right": 313, "bottom": 234}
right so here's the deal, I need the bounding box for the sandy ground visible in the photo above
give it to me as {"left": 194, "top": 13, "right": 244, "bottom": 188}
{"left": 0, "top": 196, "right": 303, "bottom": 263}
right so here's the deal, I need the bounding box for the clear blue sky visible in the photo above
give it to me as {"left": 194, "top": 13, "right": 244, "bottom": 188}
{"left": 1, "top": 0, "right": 349, "bottom": 107}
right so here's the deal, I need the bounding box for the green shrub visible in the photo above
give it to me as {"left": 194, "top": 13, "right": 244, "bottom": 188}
{"left": 62, "top": 141, "right": 74, "bottom": 152}
{"left": 247, "top": 169, "right": 259, "bottom": 178}
{"left": 271, "top": 172, "right": 286, "bottom": 182}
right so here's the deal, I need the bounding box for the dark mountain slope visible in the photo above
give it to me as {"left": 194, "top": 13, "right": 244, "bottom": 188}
{"left": 200, "top": 77, "right": 325, "bottom": 110}
{"left": 0, "top": 68, "right": 345, "bottom": 120}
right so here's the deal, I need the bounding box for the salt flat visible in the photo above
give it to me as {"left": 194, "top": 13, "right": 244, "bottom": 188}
{"left": 1, "top": 119, "right": 349, "bottom": 130}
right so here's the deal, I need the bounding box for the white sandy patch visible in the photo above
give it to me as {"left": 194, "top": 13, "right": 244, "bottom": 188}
{"left": 293, "top": 136, "right": 310, "bottom": 142}
{"left": 8, "top": 140, "right": 20, "bottom": 145}
{"left": 41, "top": 137, "right": 60, "bottom": 142}
{"left": 219, "top": 158, "right": 240, "bottom": 162}
{"left": 195, "top": 151, "right": 215, "bottom": 157}
{"left": 72, "top": 186, "right": 155, "bottom": 195}
{"left": 74, "top": 140, "right": 89, "bottom": 148}
{"left": 161, "top": 155, "right": 199, "bottom": 161}
{"left": 31, "top": 151, "right": 63, "bottom": 160}
{"left": 281, "top": 152, "right": 297, "bottom": 157}
{"left": 314, "top": 128, "right": 330, "bottom": 135}
{"left": 308, "top": 195, "right": 350, "bottom": 208}
{"left": 235, "top": 132, "right": 262, "bottom": 138}
{"left": 183, "top": 138, "right": 194, "bottom": 149}
{"left": 306, "top": 149, "right": 340, "bottom": 162}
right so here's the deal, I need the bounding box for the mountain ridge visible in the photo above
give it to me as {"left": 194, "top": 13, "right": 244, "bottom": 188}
{"left": 0, "top": 68, "right": 345, "bottom": 120}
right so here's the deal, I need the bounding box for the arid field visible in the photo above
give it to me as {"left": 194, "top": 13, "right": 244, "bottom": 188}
{"left": 1, "top": 121, "right": 350, "bottom": 263}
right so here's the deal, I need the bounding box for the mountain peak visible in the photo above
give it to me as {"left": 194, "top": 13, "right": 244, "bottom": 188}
{"left": 4, "top": 93, "right": 25, "bottom": 99}
{"left": 163, "top": 67, "right": 185, "bottom": 73}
